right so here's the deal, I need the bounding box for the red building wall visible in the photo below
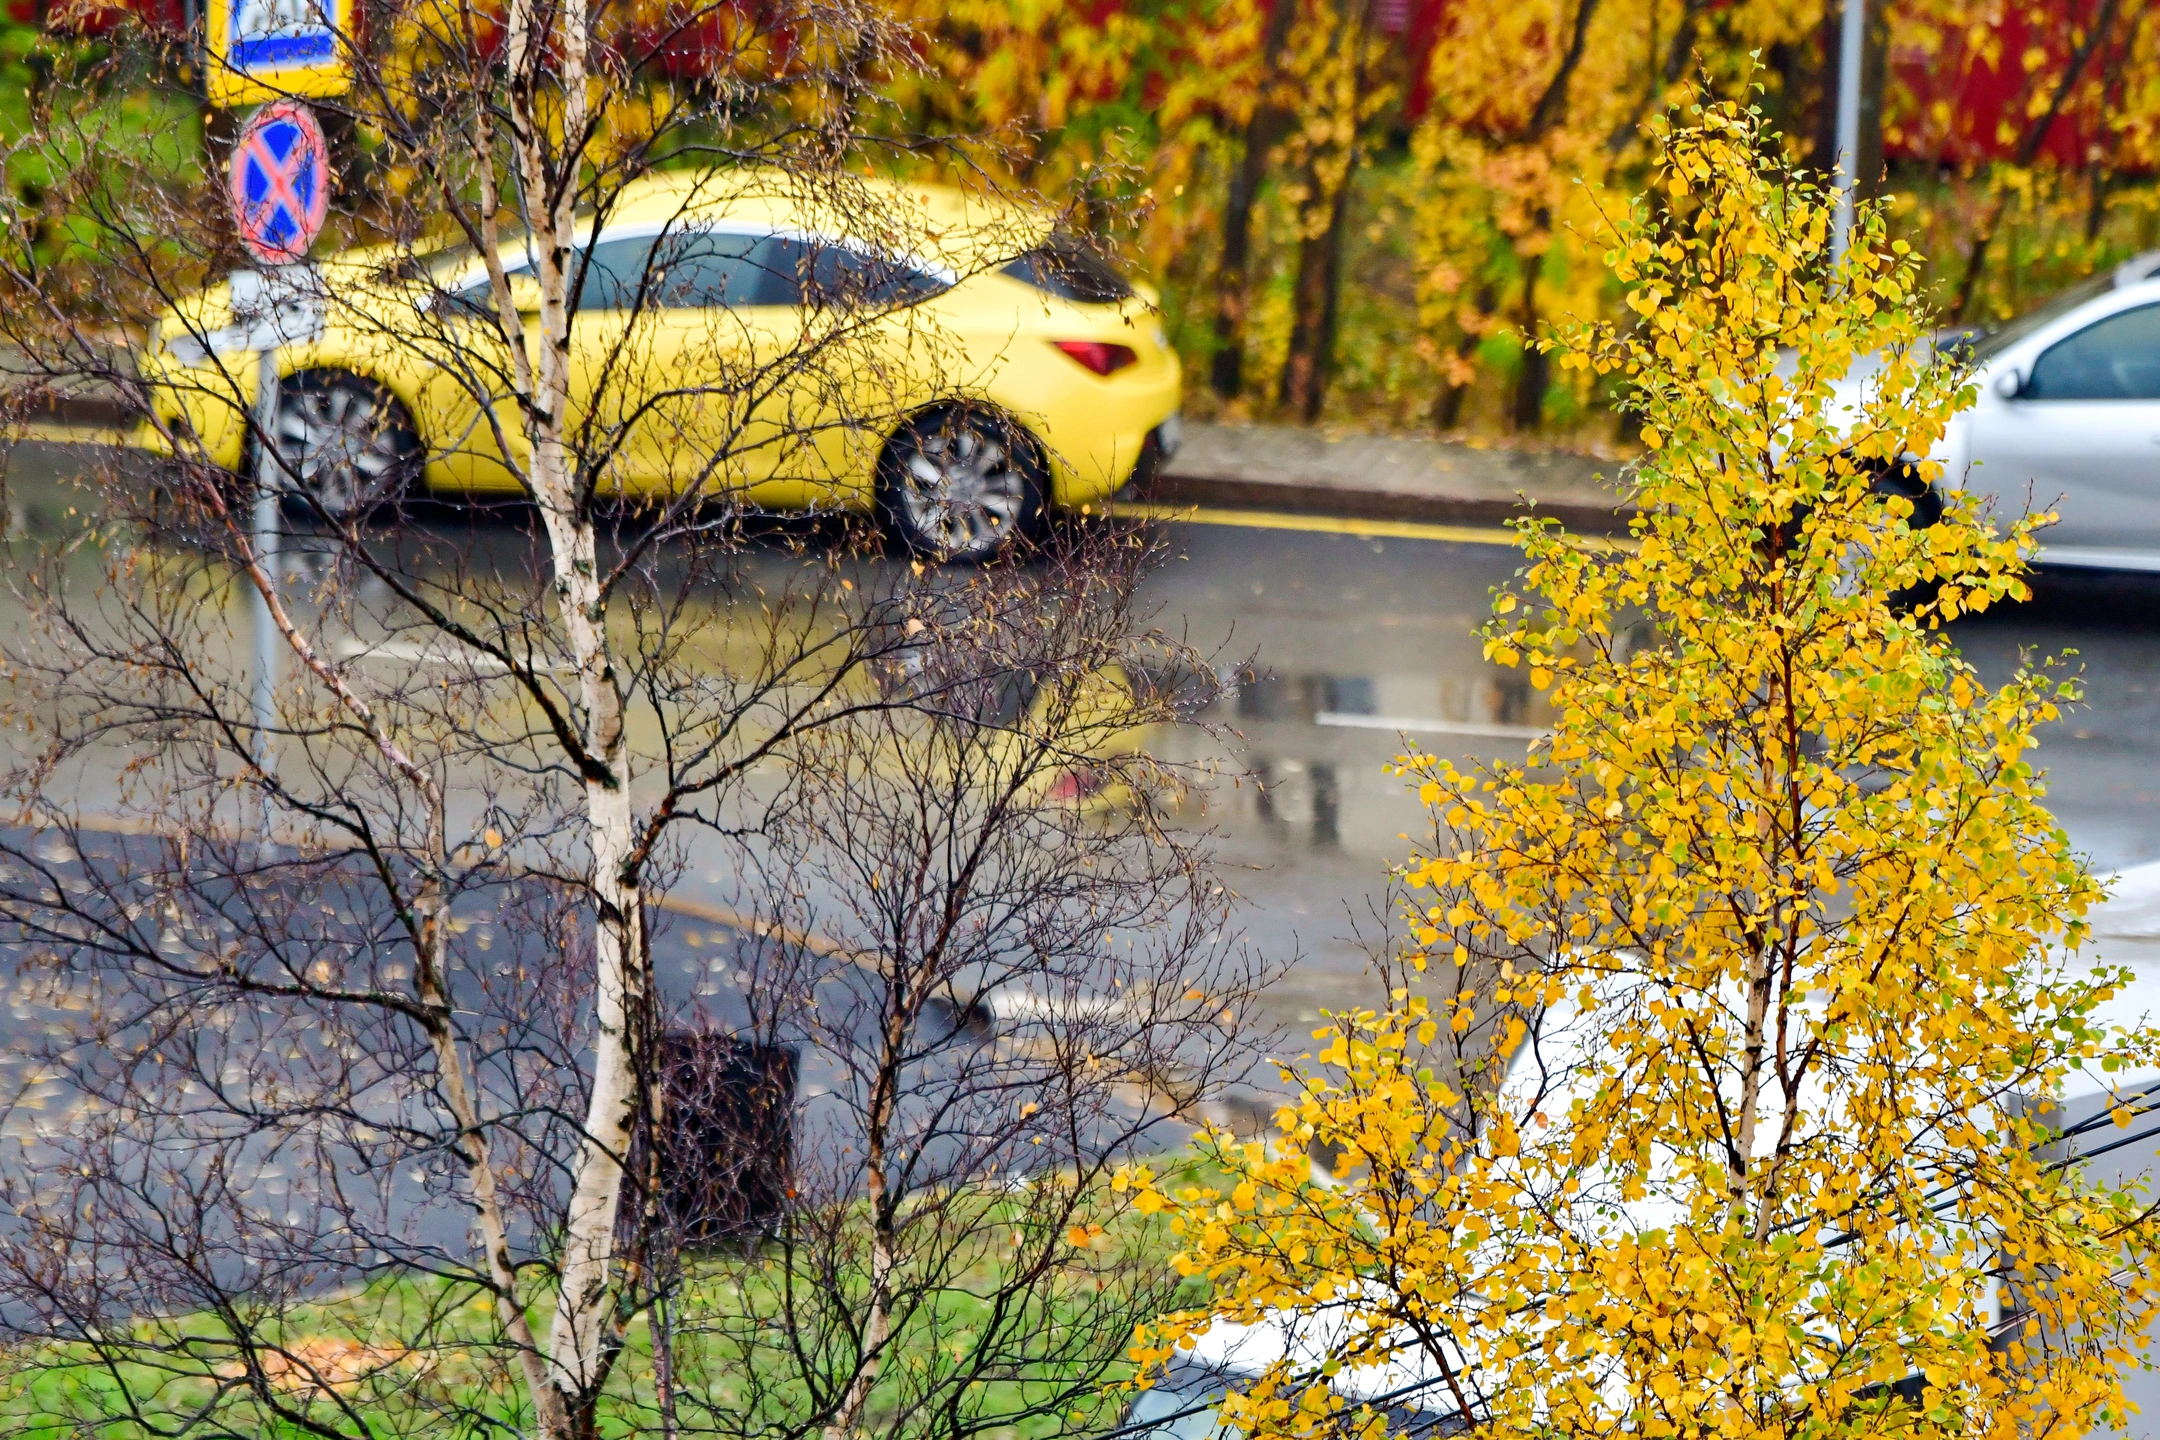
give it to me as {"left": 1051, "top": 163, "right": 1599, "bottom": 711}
{"left": 1885, "top": 0, "right": 2111, "bottom": 167}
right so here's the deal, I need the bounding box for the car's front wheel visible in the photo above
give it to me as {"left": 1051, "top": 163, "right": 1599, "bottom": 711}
{"left": 878, "top": 407, "right": 1046, "bottom": 563}
{"left": 259, "top": 370, "right": 423, "bottom": 523}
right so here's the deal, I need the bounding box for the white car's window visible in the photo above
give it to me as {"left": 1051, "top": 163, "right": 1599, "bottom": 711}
{"left": 2025, "top": 302, "right": 2160, "bottom": 400}
{"left": 1966, "top": 269, "right": 2117, "bottom": 364}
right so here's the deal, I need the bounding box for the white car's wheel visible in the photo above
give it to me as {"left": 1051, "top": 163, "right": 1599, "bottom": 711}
{"left": 261, "top": 371, "right": 422, "bottom": 523}
{"left": 879, "top": 408, "right": 1046, "bottom": 563}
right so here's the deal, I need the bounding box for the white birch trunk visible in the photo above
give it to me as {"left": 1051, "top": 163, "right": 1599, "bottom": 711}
{"left": 496, "top": 0, "right": 644, "bottom": 1417}
{"left": 464, "top": 0, "right": 642, "bottom": 1420}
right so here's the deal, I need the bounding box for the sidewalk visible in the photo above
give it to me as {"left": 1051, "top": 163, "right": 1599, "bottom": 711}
{"left": 1153, "top": 422, "right": 1635, "bottom": 535}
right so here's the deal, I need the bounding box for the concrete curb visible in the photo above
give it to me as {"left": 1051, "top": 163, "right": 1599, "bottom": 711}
{"left": 1155, "top": 421, "right": 1638, "bottom": 535}
{"left": 1144, "top": 469, "right": 1636, "bottom": 533}
{"left": 14, "top": 393, "right": 139, "bottom": 430}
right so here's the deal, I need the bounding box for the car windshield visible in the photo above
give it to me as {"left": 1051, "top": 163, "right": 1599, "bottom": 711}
{"left": 1118, "top": 1384, "right": 1465, "bottom": 1439}
{"left": 1119, "top": 1387, "right": 1241, "bottom": 1440}
{"left": 1966, "top": 269, "right": 2120, "bottom": 364}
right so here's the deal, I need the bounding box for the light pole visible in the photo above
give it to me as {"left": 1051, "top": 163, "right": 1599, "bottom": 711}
{"left": 1830, "top": 0, "right": 1867, "bottom": 270}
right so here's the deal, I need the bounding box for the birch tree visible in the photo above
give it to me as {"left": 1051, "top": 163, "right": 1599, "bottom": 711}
{"left": 0, "top": 3, "right": 1269, "bottom": 1437}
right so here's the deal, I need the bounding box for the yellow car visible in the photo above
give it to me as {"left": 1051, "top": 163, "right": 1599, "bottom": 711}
{"left": 138, "top": 172, "right": 1183, "bottom": 561}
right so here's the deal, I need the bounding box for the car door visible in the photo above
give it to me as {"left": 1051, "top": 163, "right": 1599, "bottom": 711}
{"left": 564, "top": 229, "right": 778, "bottom": 501}
{"left": 565, "top": 228, "right": 932, "bottom": 508}
{"left": 408, "top": 255, "right": 540, "bottom": 497}
{"left": 1969, "top": 302, "right": 2160, "bottom": 554}
{"left": 744, "top": 234, "right": 951, "bottom": 508}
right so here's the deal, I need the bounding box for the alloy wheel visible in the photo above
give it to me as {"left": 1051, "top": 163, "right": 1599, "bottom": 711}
{"left": 268, "top": 375, "right": 416, "bottom": 522}
{"left": 891, "top": 414, "right": 1032, "bottom": 562}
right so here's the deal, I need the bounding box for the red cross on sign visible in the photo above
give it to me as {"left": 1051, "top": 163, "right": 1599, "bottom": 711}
{"left": 229, "top": 100, "right": 330, "bottom": 267}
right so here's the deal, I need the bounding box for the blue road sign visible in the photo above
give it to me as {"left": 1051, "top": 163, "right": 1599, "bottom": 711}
{"left": 207, "top": 0, "right": 352, "bottom": 108}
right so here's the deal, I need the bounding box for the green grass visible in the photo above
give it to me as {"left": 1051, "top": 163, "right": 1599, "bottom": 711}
{"left": 0, "top": 1163, "right": 1231, "bottom": 1439}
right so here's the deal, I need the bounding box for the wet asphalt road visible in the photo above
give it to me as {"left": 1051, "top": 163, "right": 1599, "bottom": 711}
{"left": 3, "top": 441, "right": 2157, "bottom": 1416}
{"left": 1144, "top": 518, "right": 2160, "bottom": 1031}
{"left": 7, "top": 439, "right": 2160, "bottom": 1044}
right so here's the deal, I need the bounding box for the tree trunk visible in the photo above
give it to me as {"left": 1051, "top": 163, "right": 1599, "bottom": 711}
{"left": 1508, "top": 258, "right": 1545, "bottom": 432}
{"left": 494, "top": 0, "right": 647, "bottom": 1424}
{"left": 1211, "top": 118, "right": 1276, "bottom": 400}
{"left": 1210, "top": 0, "right": 1300, "bottom": 400}
{"left": 1278, "top": 164, "right": 1356, "bottom": 421}
{"left": 1432, "top": 283, "right": 1496, "bottom": 431}
{"left": 1605, "top": 0, "right": 1709, "bottom": 155}
{"left": 1806, "top": 0, "right": 1842, "bottom": 176}
{"left": 533, "top": 502, "right": 647, "bottom": 1423}
{"left": 2086, "top": 166, "right": 2111, "bottom": 244}
{"left": 1952, "top": 0, "right": 2125, "bottom": 321}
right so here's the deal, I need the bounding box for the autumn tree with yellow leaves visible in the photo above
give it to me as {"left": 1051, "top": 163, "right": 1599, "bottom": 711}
{"left": 1405, "top": 0, "right": 1824, "bottom": 434}
{"left": 1122, "top": 101, "right": 2160, "bottom": 1440}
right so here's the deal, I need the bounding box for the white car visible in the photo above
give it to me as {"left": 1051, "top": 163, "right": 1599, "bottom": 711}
{"left": 1492, "top": 913, "right": 2160, "bottom": 1435}
{"left": 1933, "top": 250, "right": 2160, "bottom": 571}
{"left": 2069, "top": 863, "right": 2160, "bottom": 1440}
{"left": 1112, "top": 1302, "right": 1472, "bottom": 1439}
{"left": 1107, "top": 924, "right": 2160, "bottom": 1440}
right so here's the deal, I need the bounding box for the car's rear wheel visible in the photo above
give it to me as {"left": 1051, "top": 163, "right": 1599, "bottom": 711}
{"left": 1866, "top": 459, "right": 1943, "bottom": 529}
{"left": 878, "top": 407, "right": 1046, "bottom": 563}
{"left": 259, "top": 370, "right": 423, "bottom": 523}
{"left": 1866, "top": 459, "right": 1945, "bottom": 610}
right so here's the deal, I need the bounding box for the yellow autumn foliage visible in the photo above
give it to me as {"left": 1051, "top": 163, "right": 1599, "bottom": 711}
{"left": 1121, "top": 101, "right": 2160, "bottom": 1440}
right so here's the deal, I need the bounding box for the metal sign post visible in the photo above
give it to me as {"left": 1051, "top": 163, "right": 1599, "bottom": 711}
{"left": 249, "top": 338, "right": 283, "bottom": 847}
{"left": 227, "top": 102, "right": 331, "bottom": 849}
{"left": 1830, "top": 0, "right": 1867, "bottom": 271}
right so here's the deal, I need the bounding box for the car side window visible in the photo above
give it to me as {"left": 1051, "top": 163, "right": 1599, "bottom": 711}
{"left": 1001, "top": 239, "right": 1132, "bottom": 302}
{"left": 462, "top": 233, "right": 944, "bottom": 314}
{"left": 448, "top": 259, "right": 528, "bottom": 319}
{"left": 2025, "top": 303, "right": 2160, "bottom": 400}
{"left": 574, "top": 237, "right": 654, "bottom": 312}
{"left": 574, "top": 232, "right": 781, "bottom": 311}
{"left": 754, "top": 236, "right": 945, "bottom": 309}
{"left": 646, "top": 232, "right": 768, "bottom": 308}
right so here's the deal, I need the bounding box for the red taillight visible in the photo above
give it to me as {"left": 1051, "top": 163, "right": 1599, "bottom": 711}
{"left": 1052, "top": 340, "right": 1138, "bottom": 376}
{"left": 1044, "top": 766, "right": 1105, "bottom": 803}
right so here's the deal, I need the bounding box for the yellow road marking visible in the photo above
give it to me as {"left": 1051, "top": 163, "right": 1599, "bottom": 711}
{"left": 1109, "top": 500, "right": 1520, "bottom": 546}
{"left": 653, "top": 893, "right": 850, "bottom": 958}
{"left": 1108, "top": 500, "right": 1636, "bottom": 551}
{"left": 9, "top": 423, "right": 133, "bottom": 446}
